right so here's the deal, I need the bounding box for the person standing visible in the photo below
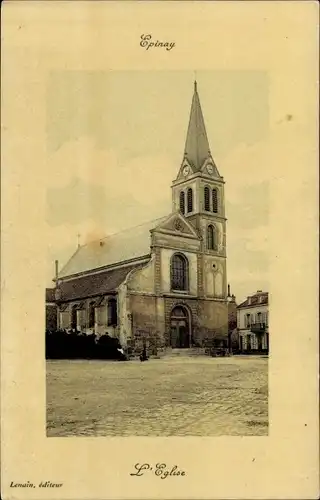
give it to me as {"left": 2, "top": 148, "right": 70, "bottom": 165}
{"left": 140, "top": 340, "right": 148, "bottom": 362}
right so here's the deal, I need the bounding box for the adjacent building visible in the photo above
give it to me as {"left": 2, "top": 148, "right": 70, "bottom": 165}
{"left": 237, "top": 290, "right": 269, "bottom": 353}
{"left": 227, "top": 285, "right": 238, "bottom": 352}
{"left": 45, "top": 288, "right": 57, "bottom": 331}
{"left": 53, "top": 81, "right": 229, "bottom": 351}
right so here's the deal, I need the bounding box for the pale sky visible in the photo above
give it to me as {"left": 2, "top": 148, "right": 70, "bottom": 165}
{"left": 46, "top": 70, "right": 270, "bottom": 302}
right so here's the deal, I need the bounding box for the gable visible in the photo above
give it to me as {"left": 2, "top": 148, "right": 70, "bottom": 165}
{"left": 200, "top": 157, "right": 222, "bottom": 179}
{"left": 152, "top": 212, "right": 200, "bottom": 239}
{"left": 175, "top": 158, "right": 196, "bottom": 182}
{"left": 151, "top": 212, "right": 201, "bottom": 252}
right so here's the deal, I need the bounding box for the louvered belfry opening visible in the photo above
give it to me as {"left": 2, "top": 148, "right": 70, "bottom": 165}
{"left": 212, "top": 188, "right": 218, "bottom": 213}
{"left": 179, "top": 191, "right": 185, "bottom": 214}
{"left": 204, "top": 186, "right": 210, "bottom": 211}
{"left": 187, "top": 188, "right": 193, "bottom": 213}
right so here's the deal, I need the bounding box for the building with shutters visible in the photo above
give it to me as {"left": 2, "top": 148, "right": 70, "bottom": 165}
{"left": 237, "top": 291, "right": 269, "bottom": 353}
{"left": 53, "top": 81, "right": 229, "bottom": 352}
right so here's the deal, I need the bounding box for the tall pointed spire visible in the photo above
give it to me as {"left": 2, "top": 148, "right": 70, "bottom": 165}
{"left": 183, "top": 81, "right": 212, "bottom": 171}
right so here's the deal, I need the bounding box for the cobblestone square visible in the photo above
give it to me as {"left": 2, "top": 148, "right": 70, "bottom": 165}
{"left": 46, "top": 356, "right": 268, "bottom": 436}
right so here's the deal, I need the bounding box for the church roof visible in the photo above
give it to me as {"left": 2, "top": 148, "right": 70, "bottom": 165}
{"left": 58, "top": 262, "right": 144, "bottom": 301}
{"left": 58, "top": 216, "right": 168, "bottom": 279}
{"left": 183, "top": 81, "right": 220, "bottom": 175}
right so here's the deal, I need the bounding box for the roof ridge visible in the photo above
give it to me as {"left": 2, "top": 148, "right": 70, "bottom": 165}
{"left": 82, "top": 215, "right": 169, "bottom": 246}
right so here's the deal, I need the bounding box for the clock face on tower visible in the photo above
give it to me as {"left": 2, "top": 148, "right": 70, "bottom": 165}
{"left": 206, "top": 164, "right": 214, "bottom": 175}
{"left": 183, "top": 166, "right": 190, "bottom": 177}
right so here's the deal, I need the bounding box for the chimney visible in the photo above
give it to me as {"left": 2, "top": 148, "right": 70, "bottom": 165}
{"left": 227, "top": 284, "right": 231, "bottom": 296}
{"left": 55, "top": 260, "right": 59, "bottom": 282}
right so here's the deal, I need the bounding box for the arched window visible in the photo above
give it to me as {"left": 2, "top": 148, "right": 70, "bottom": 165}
{"left": 71, "top": 305, "right": 77, "bottom": 330}
{"left": 204, "top": 186, "right": 210, "bottom": 211}
{"left": 207, "top": 225, "right": 214, "bottom": 250}
{"left": 88, "top": 301, "right": 95, "bottom": 328}
{"left": 171, "top": 253, "right": 189, "bottom": 291}
{"left": 212, "top": 188, "right": 218, "bottom": 213}
{"left": 207, "top": 224, "right": 217, "bottom": 250}
{"left": 187, "top": 188, "right": 193, "bottom": 213}
{"left": 179, "top": 191, "right": 185, "bottom": 214}
{"left": 108, "top": 298, "right": 118, "bottom": 326}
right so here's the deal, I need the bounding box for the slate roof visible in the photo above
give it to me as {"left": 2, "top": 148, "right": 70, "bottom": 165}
{"left": 237, "top": 292, "right": 269, "bottom": 309}
{"left": 58, "top": 262, "right": 145, "bottom": 301}
{"left": 58, "top": 216, "right": 168, "bottom": 279}
{"left": 184, "top": 81, "right": 220, "bottom": 176}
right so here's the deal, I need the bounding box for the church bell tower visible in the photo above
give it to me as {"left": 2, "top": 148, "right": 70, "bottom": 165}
{"left": 171, "top": 81, "right": 227, "bottom": 261}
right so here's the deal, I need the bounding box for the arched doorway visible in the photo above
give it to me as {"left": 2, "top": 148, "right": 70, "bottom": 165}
{"left": 170, "top": 306, "right": 190, "bottom": 348}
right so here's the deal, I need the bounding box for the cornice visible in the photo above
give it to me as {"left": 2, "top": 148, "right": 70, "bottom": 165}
{"left": 172, "top": 174, "right": 225, "bottom": 188}
{"left": 57, "top": 255, "right": 151, "bottom": 283}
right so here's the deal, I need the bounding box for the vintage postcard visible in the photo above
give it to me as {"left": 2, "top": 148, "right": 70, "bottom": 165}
{"left": 1, "top": 1, "right": 319, "bottom": 499}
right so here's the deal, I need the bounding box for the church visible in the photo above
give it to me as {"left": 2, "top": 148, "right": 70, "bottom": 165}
{"left": 54, "top": 81, "right": 229, "bottom": 352}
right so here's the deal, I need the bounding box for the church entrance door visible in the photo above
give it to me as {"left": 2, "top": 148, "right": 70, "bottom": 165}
{"left": 170, "top": 306, "right": 190, "bottom": 348}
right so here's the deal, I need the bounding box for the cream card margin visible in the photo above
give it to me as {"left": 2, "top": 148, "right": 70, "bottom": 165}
{"left": 1, "top": 1, "right": 319, "bottom": 499}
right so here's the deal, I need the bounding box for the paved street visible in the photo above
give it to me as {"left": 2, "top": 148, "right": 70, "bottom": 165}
{"left": 46, "top": 356, "right": 268, "bottom": 437}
